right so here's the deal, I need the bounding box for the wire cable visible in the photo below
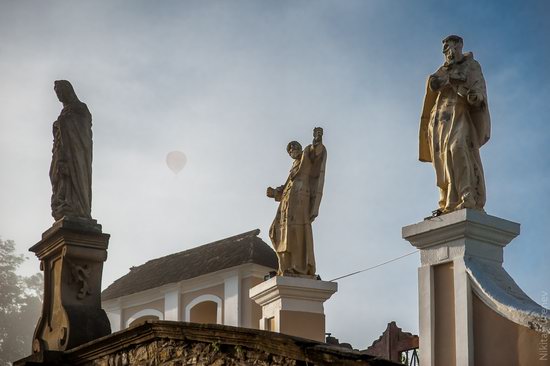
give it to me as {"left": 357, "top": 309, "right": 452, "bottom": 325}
{"left": 329, "top": 250, "right": 419, "bottom": 282}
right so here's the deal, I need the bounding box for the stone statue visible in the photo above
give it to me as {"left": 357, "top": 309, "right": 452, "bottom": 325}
{"left": 419, "top": 35, "right": 490, "bottom": 215}
{"left": 50, "top": 80, "right": 93, "bottom": 221}
{"left": 26, "top": 81, "right": 108, "bottom": 356}
{"left": 267, "top": 127, "right": 327, "bottom": 277}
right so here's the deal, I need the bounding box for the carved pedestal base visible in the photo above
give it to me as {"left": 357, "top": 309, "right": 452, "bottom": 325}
{"left": 249, "top": 276, "right": 337, "bottom": 342}
{"left": 30, "top": 218, "right": 111, "bottom": 353}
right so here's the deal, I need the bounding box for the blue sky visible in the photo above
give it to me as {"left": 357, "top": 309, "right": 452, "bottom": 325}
{"left": 0, "top": 0, "right": 548, "bottom": 348}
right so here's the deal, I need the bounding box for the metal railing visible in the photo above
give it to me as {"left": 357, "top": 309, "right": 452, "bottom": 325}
{"left": 400, "top": 348, "right": 419, "bottom": 366}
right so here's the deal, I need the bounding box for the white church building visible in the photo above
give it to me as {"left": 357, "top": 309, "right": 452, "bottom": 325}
{"left": 101, "top": 229, "right": 278, "bottom": 332}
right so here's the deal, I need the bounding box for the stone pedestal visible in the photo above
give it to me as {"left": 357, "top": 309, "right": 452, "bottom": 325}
{"left": 29, "top": 218, "right": 111, "bottom": 353}
{"left": 249, "top": 276, "right": 337, "bottom": 342}
{"left": 403, "top": 209, "right": 549, "bottom": 366}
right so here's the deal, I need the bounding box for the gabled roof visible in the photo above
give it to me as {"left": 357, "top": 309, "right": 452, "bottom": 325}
{"left": 101, "top": 229, "right": 277, "bottom": 301}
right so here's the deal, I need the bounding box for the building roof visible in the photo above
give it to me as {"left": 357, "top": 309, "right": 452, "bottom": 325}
{"left": 101, "top": 229, "right": 278, "bottom": 301}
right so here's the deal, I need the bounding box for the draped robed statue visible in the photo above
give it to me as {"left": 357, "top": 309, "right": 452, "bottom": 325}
{"left": 267, "top": 127, "right": 327, "bottom": 278}
{"left": 419, "top": 35, "right": 490, "bottom": 216}
{"left": 28, "top": 81, "right": 110, "bottom": 356}
{"left": 50, "top": 80, "right": 94, "bottom": 221}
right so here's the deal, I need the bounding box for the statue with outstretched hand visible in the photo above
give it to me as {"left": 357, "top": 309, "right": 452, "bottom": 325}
{"left": 267, "top": 127, "right": 327, "bottom": 277}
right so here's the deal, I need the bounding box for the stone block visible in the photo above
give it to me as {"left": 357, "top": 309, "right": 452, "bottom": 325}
{"left": 249, "top": 276, "right": 337, "bottom": 342}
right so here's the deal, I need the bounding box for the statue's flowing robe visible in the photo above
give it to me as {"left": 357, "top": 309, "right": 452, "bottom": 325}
{"left": 269, "top": 143, "right": 327, "bottom": 276}
{"left": 50, "top": 101, "right": 93, "bottom": 220}
{"left": 419, "top": 52, "right": 490, "bottom": 212}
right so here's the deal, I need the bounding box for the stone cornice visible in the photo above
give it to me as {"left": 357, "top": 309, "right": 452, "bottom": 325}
{"left": 402, "top": 209, "right": 519, "bottom": 249}
{"left": 249, "top": 276, "right": 338, "bottom": 306}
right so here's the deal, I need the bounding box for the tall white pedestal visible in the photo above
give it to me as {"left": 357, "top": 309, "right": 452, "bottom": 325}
{"left": 403, "top": 209, "right": 549, "bottom": 366}
{"left": 249, "top": 276, "right": 337, "bottom": 342}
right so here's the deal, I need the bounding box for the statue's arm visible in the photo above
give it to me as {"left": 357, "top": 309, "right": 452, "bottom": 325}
{"left": 465, "top": 60, "right": 487, "bottom": 107}
{"left": 52, "top": 120, "right": 70, "bottom": 176}
{"left": 311, "top": 141, "right": 324, "bottom": 157}
{"left": 266, "top": 185, "right": 285, "bottom": 202}
{"left": 273, "top": 186, "right": 284, "bottom": 201}
{"left": 428, "top": 67, "right": 450, "bottom": 92}
{"left": 309, "top": 127, "right": 324, "bottom": 159}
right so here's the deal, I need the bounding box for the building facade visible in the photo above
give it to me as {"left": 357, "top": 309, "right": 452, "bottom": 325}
{"left": 101, "top": 229, "right": 278, "bottom": 332}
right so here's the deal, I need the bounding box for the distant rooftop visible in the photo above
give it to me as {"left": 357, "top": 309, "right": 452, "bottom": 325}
{"left": 101, "top": 229, "right": 277, "bottom": 301}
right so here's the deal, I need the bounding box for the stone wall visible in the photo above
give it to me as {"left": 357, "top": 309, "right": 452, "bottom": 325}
{"left": 19, "top": 321, "right": 398, "bottom": 366}
{"left": 84, "top": 338, "right": 299, "bottom": 366}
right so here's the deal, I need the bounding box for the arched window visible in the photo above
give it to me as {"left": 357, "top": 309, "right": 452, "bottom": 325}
{"left": 185, "top": 294, "right": 222, "bottom": 324}
{"left": 126, "top": 308, "right": 164, "bottom": 328}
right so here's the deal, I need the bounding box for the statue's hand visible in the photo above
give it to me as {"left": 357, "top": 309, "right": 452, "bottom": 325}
{"left": 313, "top": 127, "right": 323, "bottom": 145}
{"left": 266, "top": 187, "right": 275, "bottom": 198}
{"left": 429, "top": 73, "right": 449, "bottom": 91}
{"left": 313, "top": 127, "right": 323, "bottom": 137}
{"left": 466, "top": 91, "right": 483, "bottom": 106}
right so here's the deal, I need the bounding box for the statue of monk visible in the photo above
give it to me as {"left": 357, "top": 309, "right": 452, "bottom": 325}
{"left": 419, "top": 35, "right": 491, "bottom": 215}
{"left": 267, "top": 127, "right": 327, "bottom": 277}
{"left": 50, "top": 80, "right": 93, "bottom": 221}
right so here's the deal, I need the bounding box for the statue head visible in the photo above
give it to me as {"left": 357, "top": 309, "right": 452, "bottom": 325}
{"left": 442, "top": 35, "right": 464, "bottom": 66}
{"left": 286, "top": 141, "right": 303, "bottom": 160}
{"left": 54, "top": 80, "right": 80, "bottom": 105}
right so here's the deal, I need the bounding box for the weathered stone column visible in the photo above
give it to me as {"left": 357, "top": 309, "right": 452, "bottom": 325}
{"left": 403, "top": 209, "right": 549, "bottom": 366}
{"left": 30, "top": 218, "right": 111, "bottom": 353}
{"left": 249, "top": 276, "right": 337, "bottom": 342}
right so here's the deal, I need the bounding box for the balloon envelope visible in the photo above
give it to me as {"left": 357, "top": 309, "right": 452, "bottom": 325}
{"left": 166, "top": 151, "right": 187, "bottom": 174}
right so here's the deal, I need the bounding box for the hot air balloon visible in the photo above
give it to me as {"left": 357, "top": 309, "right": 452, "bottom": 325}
{"left": 166, "top": 151, "right": 187, "bottom": 175}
